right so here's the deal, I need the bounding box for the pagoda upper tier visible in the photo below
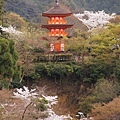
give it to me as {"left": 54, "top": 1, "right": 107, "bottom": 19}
{"left": 42, "top": 0, "right": 73, "bottom": 37}
{"left": 42, "top": 2, "right": 72, "bottom": 17}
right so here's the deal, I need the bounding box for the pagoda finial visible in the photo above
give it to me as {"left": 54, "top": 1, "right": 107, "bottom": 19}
{"left": 55, "top": 0, "right": 59, "bottom": 6}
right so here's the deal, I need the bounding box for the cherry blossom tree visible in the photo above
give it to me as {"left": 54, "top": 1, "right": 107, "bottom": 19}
{"left": 13, "top": 86, "right": 73, "bottom": 120}
{"left": 74, "top": 10, "right": 116, "bottom": 30}
{"left": 0, "top": 25, "right": 22, "bottom": 35}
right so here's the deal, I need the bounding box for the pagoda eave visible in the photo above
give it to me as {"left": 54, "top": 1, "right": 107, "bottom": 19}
{"left": 42, "top": 24, "right": 73, "bottom": 29}
{"left": 42, "top": 13, "right": 72, "bottom": 17}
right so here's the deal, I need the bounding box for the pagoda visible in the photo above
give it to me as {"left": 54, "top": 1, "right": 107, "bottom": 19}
{"left": 42, "top": 0, "right": 73, "bottom": 37}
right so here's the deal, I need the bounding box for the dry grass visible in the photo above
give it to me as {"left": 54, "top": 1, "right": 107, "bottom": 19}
{"left": 90, "top": 97, "right": 120, "bottom": 120}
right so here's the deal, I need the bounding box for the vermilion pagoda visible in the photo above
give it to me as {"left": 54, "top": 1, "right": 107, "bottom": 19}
{"left": 42, "top": 0, "right": 73, "bottom": 37}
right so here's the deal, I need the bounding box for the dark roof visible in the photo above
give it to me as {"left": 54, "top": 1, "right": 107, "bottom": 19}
{"left": 42, "top": 24, "right": 73, "bottom": 29}
{"left": 42, "top": 3, "right": 72, "bottom": 17}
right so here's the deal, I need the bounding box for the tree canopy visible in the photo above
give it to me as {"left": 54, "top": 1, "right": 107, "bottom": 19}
{"left": 4, "top": 0, "right": 120, "bottom": 22}
{"left": 0, "top": 0, "right": 4, "bottom": 16}
{"left": 0, "top": 36, "right": 18, "bottom": 78}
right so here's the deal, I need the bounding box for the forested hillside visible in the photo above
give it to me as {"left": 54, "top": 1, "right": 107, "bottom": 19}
{"left": 5, "top": 0, "right": 120, "bottom": 22}
{"left": 0, "top": 0, "right": 120, "bottom": 119}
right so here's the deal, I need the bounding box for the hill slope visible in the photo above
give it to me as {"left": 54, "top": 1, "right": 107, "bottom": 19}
{"left": 4, "top": 0, "right": 120, "bottom": 22}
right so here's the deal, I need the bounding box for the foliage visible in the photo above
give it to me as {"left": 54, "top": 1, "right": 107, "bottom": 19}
{"left": 91, "top": 97, "right": 120, "bottom": 120}
{"left": 34, "top": 52, "right": 119, "bottom": 84}
{"left": 93, "top": 78, "right": 120, "bottom": 103}
{"left": 11, "top": 64, "right": 23, "bottom": 88}
{"left": 35, "top": 63, "right": 47, "bottom": 76}
{"left": 86, "top": 60, "right": 114, "bottom": 82}
{"left": 32, "top": 22, "right": 120, "bottom": 85}
{"left": 114, "top": 60, "right": 120, "bottom": 81}
{"left": 79, "top": 100, "right": 93, "bottom": 116}
{"left": 0, "top": 79, "right": 10, "bottom": 89}
{"left": 5, "top": 0, "right": 39, "bottom": 22}
{"left": 0, "top": 0, "right": 4, "bottom": 17}
{"left": 35, "top": 62, "right": 74, "bottom": 83}
{"left": 0, "top": 37, "right": 18, "bottom": 78}
{"left": 78, "top": 78, "right": 120, "bottom": 115}
{"left": 10, "top": 81, "right": 23, "bottom": 89}
{"left": 0, "top": 36, "right": 22, "bottom": 89}
{"left": 35, "top": 98, "right": 48, "bottom": 111}
{"left": 13, "top": 65, "right": 22, "bottom": 81}
{"left": 4, "top": 0, "right": 120, "bottom": 22}
{"left": 0, "top": 0, "right": 120, "bottom": 118}
{"left": 4, "top": 12, "right": 28, "bottom": 29}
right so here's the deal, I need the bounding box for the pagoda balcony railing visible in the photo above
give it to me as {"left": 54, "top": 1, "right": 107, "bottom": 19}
{"left": 48, "top": 17, "right": 67, "bottom": 24}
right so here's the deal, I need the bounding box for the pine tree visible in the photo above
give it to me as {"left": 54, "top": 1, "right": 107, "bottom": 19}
{"left": 0, "top": 0, "right": 4, "bottom": 17}
{"left": 0, "top": 36, "right": 18, "bottom": 79}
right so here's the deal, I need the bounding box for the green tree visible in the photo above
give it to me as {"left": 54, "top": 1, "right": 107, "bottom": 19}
{"left": 0, "top": 36, "right": 18, "bottom": 79}
{"left": 114, "top": 60, "right": 120, "bottom": 81}
{"left": 0, "top": 0, "right": 5, "bottom": 27}
{"left": 0, "top": 0, "right": 4, "bottom": 16}
{"left": 93, "top": 78, "right": 120, "bottom": 103}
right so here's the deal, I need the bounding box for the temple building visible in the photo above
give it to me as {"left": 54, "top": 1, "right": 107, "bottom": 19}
{"left": 42, "top": 0, "right": 73, "bottom": 37}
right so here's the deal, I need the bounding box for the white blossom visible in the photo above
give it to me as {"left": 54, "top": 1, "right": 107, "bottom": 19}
{"left": 42, "top": 95, "right": 73, "bottom": 120}
{"left": 12, "top": 87, "right": 73, "bottom": 120}
{"left": 0, "top": 25, "right": 22, "bottom": 35}
{"left": 12, "top": 86, "right": 38, "bottom": 101}
{"left": 76, "top": 112, "right": 94, "bottom": 120}
{"left": 42, "top": 95, "right": 58, "bottom": 106}
{"left": 73, "top": 10, "right": 116, "bottom": 30}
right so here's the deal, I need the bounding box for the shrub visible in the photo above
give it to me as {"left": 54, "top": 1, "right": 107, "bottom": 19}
{"left": 91, "top": 97, "right": 120, "bottom": 120}
{"left": 35, "top": 98, "right": 48, "bottom": 111}
{"left": 79, "top": 100, "right": 93, "bottom": 115}
{"left": 0, "top": 79, "right": 10, "bottom": 89}
{"left": 10, "top": 81, "right": 23, "bottom": 89}
{"left": 36, "top": 103, "right": 47, "bottom": 111}
{"left": 93, "top": 78, "right": 120, "bottom": 103}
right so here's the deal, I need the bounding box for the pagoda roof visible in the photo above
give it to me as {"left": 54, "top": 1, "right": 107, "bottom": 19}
{"left": 42, "top": 24, "right": 73, "bottom": 29}
{"left": 42, "top": 2, "right": 72, "bottom": 17}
